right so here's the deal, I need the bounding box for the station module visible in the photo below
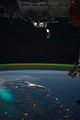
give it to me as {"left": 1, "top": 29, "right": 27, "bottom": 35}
{"left": 0, "top": 0, "right": 80, "bottom": 38}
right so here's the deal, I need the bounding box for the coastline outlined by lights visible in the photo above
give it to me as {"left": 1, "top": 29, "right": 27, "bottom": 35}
{"left": 0, "top": 63, "right": 74, "bottom": 71}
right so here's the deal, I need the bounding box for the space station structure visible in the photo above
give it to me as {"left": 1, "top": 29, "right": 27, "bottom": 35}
{"left": 17, "top": 0, "right": 71, "bottom": 28}
{"left": 68, "top": 49, "right": 80, "bottom": 78}
{"left": 0, "top": 0, "right": 80, "bottom": 27}
{"left": 0, "top": 0, "right": 80, "bottom": 38}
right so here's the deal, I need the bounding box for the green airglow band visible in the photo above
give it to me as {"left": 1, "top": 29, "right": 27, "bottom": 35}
{"left": 0, "top": 63, "right": 74, "bottom": 71}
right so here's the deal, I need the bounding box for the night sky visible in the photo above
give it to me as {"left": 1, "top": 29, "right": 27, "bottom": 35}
{"left": 0, "top": 17, "right": 80, "bottom": 64}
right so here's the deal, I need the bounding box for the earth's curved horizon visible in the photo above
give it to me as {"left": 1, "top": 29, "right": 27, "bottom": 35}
{"left": 0, "top": 69, "right": 80, "bottom": 120}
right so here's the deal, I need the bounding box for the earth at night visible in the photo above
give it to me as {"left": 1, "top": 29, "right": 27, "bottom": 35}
{"left": 0, "top": 70, "right": 80, "bottom": 120}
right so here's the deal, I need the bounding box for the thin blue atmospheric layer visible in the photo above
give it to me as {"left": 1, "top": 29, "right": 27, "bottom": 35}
{"left": 0, "top": 88, "right": 13, "bottom": 101}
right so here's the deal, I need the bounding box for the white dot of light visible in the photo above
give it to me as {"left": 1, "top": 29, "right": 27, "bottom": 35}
{"left": 34, "top": 22, "right": 37, "bottom": 26}
{"left": 39, "top": 22, "right": 44, "bottom": 27}
{"left": 46, "top": 29, "right": 50, "bottom": 33}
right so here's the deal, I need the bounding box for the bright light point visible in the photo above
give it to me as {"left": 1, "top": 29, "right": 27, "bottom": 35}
{"left": 33, "top": 104, "right": 36, "bottom": 107}
{"left": 56, "top": 98, "right": 59, "bottom": 102}
{"left": 33, "top": 22, "right": 37, "bottom": 26}
{"left": 39, "top": 22, "right": 44, "bottom": 27}
{"left": 66, "top": 109, "right": 70, "bottom": 111}
{"left": 24, "top": 113, "right": 28, "bottom": 116}
{"left": 5, "top": 112, "right": 8, "bottom": 115}
{"left": 15, "top": 86, "right": 18, "bottom": 88}
{"left": 46, "top": 29, "right": 50, "bottom": 33}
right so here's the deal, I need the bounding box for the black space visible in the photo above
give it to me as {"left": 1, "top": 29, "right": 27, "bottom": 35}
{"left": 0, "top": 18, "right": 80, "bottom": 64}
